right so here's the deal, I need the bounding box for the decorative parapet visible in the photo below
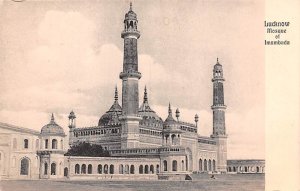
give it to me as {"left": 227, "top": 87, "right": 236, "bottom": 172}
{"left": 110, "top": 146, "right": 186, "bottom": 157}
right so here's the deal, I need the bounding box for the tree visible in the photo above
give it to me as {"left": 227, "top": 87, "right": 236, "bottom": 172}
{"left": 65, "top": 142, "right": 110, "bottom": 157}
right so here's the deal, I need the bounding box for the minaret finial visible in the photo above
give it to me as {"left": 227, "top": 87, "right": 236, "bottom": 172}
{"left": 130, "top": 1, "right": 132, "bottom": 11}
{"left": 50, "top": 113, "right": 55, "bottom": 123}
{"left": 143, "top": 85, "right": 148, "bottom": 103}
{"left": 217, "top": 57, "right": 219, "bottom": 63}
{"left": 175, "top": 108, "right": 180, "bottom": 121}
{"left": 168, "top": 102, "right": 172, "bottom": 116}
{"left": 114, "top": 86, "right": 118, "bottom": 101}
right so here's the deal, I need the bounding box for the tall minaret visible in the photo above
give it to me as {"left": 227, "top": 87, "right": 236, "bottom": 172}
{"left": 211, "top": 58, "right": 228, "bottom": 173}
{"left": 119, "top": 3, "right": 142, "bottom": 149}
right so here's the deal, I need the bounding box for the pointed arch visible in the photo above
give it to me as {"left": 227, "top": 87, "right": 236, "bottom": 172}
{"left": 199, "top": 159, "right": 203, "bottom": 171}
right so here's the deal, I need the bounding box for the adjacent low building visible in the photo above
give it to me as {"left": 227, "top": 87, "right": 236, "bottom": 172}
{"left": 227, "top": 160, "right": 265, "bottom": 174}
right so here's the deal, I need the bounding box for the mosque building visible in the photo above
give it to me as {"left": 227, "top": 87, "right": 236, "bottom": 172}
{"left": 0, "top": 3, "right": 264, "bottom": 180}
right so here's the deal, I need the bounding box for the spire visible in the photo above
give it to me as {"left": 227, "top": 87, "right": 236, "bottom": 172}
{"left": 175, "top": 108, "right": 180, "bottom": 121}
{"left": 168, "top": 103, "right": 173, "bottom": 117}
{"left": 129, "top": 1, "right": 132, "bottom": 11}
{"left": 165, "top": 102, "right": 175, "bottom": 122}
{"left": 114, "top": 86, "right": 118, "bottom": 101}
{"left": 195, "top": 114, "right": 199, "bottom": 127}
{"left": 143, "top": 86, "right": 148, "bottom": 103}
{"left": 217, "top": 57, "right": 219, "bottom": 63}
{"left": 50, "top": 113, "right": 55, "bottom": 124}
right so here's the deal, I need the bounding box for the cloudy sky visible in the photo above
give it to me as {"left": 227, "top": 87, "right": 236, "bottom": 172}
{"left": 0, "top": 0, "right": 264, "bottom": 159}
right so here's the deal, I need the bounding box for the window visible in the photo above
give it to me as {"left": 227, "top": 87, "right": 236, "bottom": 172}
{"left": 163, "top": 160, "right": 167, "bottom": 171}
{"left": 98, "top": 164, "right": 102, "bottom": 174}
{"left": 88, "top": 164, "right": 92, "bottom": 174}
{"left": 150, "top": 165, "right": 154, "bottom": 174}
{"left": 75, "top": 164, "right": 80, "bottom": 174}
{"left": 213, "top": 160, "right": 216, "bottom": 171}
{"left": 130, "top": 165, "right": 135, "bottom": 174}
{"left": 172, "top": 160, "right": 177, "bottom": 171}
{"left": 81, "top": 164, "right": 86, "bottom": 174}
{"left": 104, "top": 164, "right": 108, "bottom": 174}
{"left": 64, "top": 167, "right": 68, "bottom": 177}
{"left": 199, "top": 159, "right": 203, "bottom": 171}
{"left": 208, "top": 160, "right": 212, "bottom": 171}
{"left": 20, "top": 158, "right": 29, "bottom": 175}
{"left": 52, "top": 139, "right": 57, "bottom": 149}
{"left": 139, "top": 165, "right": 143, "bottom": 174}
{"left": 144, "top": 165, "right": 149, "bottom": 174}
{"left": 109, "top": 164, "right": 114, "bottom": 174}
{"left": 119, "top": 164, "right": 124, "bottom": 174}
{"left": 44, "top": 163, "right": 48, "bottom": 175}
{"left": 24, "top": 139, "right": 29, "bottom": 149}
{"left": 204, "top": 159, "right": 207, "bottom": 171}
{"left": 51, "top": 163, "right": 56, "bottom": 175}
{"left": 45, "top": 139, "right": 48, "bottom": 149}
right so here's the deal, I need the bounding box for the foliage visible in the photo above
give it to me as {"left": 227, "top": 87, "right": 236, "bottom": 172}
{"left": 65, "top": 142, "right": 110, "bottom": 157}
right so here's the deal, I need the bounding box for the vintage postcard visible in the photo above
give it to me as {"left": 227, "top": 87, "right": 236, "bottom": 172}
{"left": 0, "top": 0, "right": 299, "bottom": 190}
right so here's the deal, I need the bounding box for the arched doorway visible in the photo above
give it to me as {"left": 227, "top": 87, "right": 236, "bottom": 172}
{"left": 64, "top": 167, "right": 68, "bottom": 177}
{"left": 51, "top": 163, "right": 56, "bottom": 175}
{"left": 130, "top": 165, "right": 135, "bottom": 174}
{"left": 199, "top": 159, "right": 203, "bottom": 171}
{"left": 20, "top": 158, "right": 29, "bottom": 175}
{"left": 172, "top": 160, "right": 177, "bottom": 171}
{"left": 185, "top": 148, "right": 193, "bottom": 171}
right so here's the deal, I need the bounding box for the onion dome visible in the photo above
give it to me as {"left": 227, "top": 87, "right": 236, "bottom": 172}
{"left": 138, "top": 86, "right": 163, "bottom": 127}
{"left": 68, "top": 110, "right": 76, "bottom": 119}
{"left": 98, "top": 87, "right": 122, "bottom": 126}
{"left": 214, "top": 58, "right": 222, "bottom": 69}
{"left": 41, "top": 113, "right": 65, "bottom": 136}
{"left": 125, "top": 2, "right": 137, "bottom": 20}
{"left": 164, "top": 103, "right": 176, "bottom": 123}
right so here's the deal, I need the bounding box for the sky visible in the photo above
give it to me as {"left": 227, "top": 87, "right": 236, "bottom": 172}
{"left": 0, "top": 0, "right": 265, "bottom": 159}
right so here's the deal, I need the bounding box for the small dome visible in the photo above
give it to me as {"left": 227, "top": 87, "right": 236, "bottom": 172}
{"left": 125, "top": 2, "right": 137, "bottom": 20}
{"left": 214, "top": 58, "right": 222, "bottom": 69}
{"left": 68, "top": 110, "right": 76, "bottom": 119}
{"left": 163, "top": 103, "right": 177, "bottom": 127}
{"left": 98, "top": 87, "right": 122, "bottom": 126}
{"left": 41, "top": 114, "right": 65, "bottom": 136}
{"left": 138, "top": 87, "right": 163, "bottom": 127}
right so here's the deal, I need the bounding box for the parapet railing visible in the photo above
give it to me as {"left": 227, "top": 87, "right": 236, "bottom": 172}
{"left": 110, "top": 146, "right": 185, "bottom": 156}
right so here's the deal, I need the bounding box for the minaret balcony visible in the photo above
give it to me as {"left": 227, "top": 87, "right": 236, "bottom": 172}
{"left": 121, "top": 30, "right": 140, "bottom": 38}
{"left": 119, "top": 71, "right": 142, "bottom": 79}
{"left": 211, "top": 105, "right": 227, "bottom": 110}
{"left": 212, "top": 77, "right": 225, "bottom": 82}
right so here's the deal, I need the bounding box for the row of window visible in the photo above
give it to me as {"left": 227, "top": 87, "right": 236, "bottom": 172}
{"left": 13, "top": 138, "right": 63, "bottom": 150}
{"left": 228, "top": 166, "right": 263, "bottom": 173}
{"left": 13, "top": 138, "right": 38, "bottom": 150}
{"left": 74, "top": 128, "right": 120, "bottom": 137}
{"left": 162, "top": 160, "right": 185, "bottom": 172}
{"left": 74, "top": 164, "right": 160, "bottom": 175}
{"left": 199, "top": 159, "right": 216, "bottom": 171}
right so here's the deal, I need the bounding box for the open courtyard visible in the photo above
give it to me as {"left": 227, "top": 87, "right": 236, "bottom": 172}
{"left": 0, "top": 174, "right": 264, "bottom": 191}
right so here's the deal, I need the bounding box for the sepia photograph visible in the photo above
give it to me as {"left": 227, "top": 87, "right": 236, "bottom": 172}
{"left": 1, "top": 0, "right": 298, "bottom": 190}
